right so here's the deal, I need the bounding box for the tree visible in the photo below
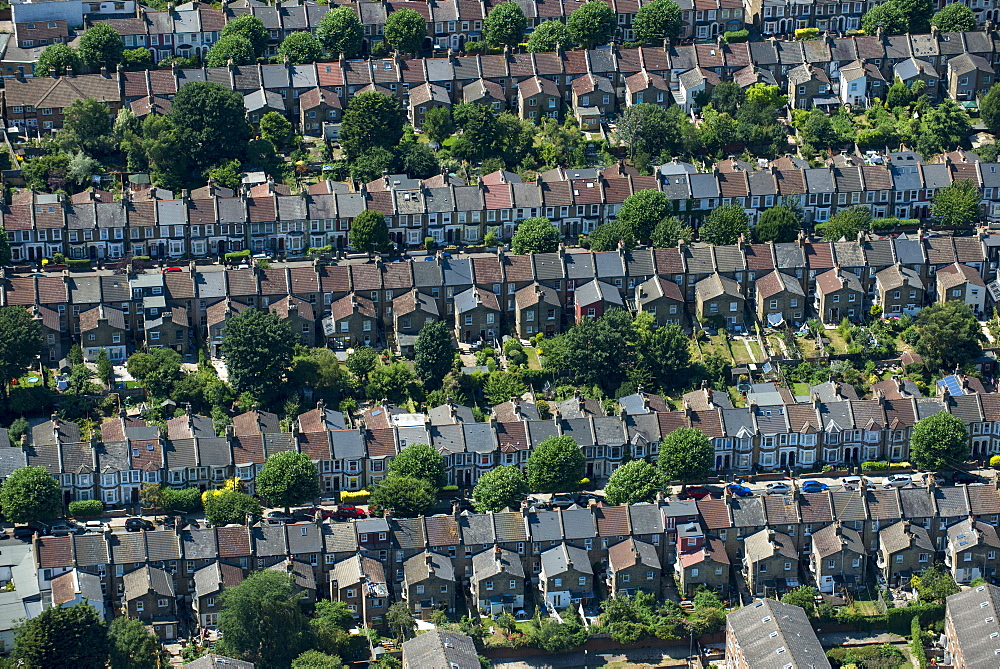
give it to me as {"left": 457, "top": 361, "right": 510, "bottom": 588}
{"left": 754, "top": 206, "right": 800, "bottom": 243}
{"left": 384, "top": 9, "right": 426, "bottom": 55}
{"left": 109, "top": 616, "right": 166, "bottom": 669}
{"left": 910, "top": 563, "right": 960, "bottom": 603}
{"left": 95, "top": 348, "right": 113, "bottom": 384}
{"left": 800, "top": 108, "right": 840, "bottom": 149}
{"left": 288, "top": 348, "right": 350, "bottom": 402}
{"left": 932, "top": 179, "right": 981, "bottom": 230}
{"left": 209, "top": 159, "right": 242, "bottom": 191}
{"left": 780, "top": 586, "right": 819, "bottom": 617}
{"left": 914, "top": 300, "right": 983, "bottom": 371}
{"left": 657, "top": 427, "right": 713, "bottom": 484}
{"left": 126, "top": 348, "right": 182, "bottom": 398}
{"left": 542, "top": 310, "right": 634, "bottom": 394}
{"left": 206, "top": 34, "right": 255, "bottom": 66}
{"left": 745, "top": 83, "right": 787, "bottom": 108}
{"left": 484, "top": 1, "right": 526, "bottom": 48}
{"left": 203, "top": 488, "right": 262, "bottom": 526}
{"left": 699, "top": 203, "right": 750, "bottom": 245}
{"left": 632, "top": 0, "right": 683, "bottom": 42}
{"left": 123, "top": 47, "right": 152, "bottom": 69}
{"left": 35, "top": 43, "right": 81, "bottom": 77}
{"left": 67, "top": 151, "right": 99, "bottom": 186}
{"left": 422, "top": 106, "right": 454, "bottom": 144}
{"left": 316, "top": 7, "right": 364, "bottom": 58}
{"left": 981, "top": 84, "right": 1000, "bottom": 134}
{"left": 340, "top": 91, "right": 405, "bottom": 159}
{"left": 817, "top": 205, "right": 872, "bottom": 241}
{"left": 650, "top": 216, "right": 692, "bottom": 249}
{"left": 526, "top": 20, "right": 573, "bottom": 52}
{"left": 0, "top": 306, "right": 42, "bottom": 401}
{"left": 220, "top": 309, "right": 294, "bottom": 404}
{"left": 708, "top": 82, "right": 744, "bottom": 116}
{"left": 278, "top": 31, "right": 323, "bottom": 65}
{"left": 259, "top": 111, "right": 293, "bottom": 148}
{"left": 386, "top": 601, "right": 417, "bottom": 642}
{"left": 13, "top": 604, "right": 108, "bottom": 668}
{"left": 169, "top": 82, "right": 251, "bottom": 175}
{"left": 909, "top": 412, "right": 969, "bottom": 472}
{"left": 526, "top": 435, "right": 585, "bottom": 493}
{"left": 913, "top": 99, "right": 971, "bottom": 158}
{"left": 931, "top": 2, "right": 976, "bottom": 31}
{"left": 368, "top": 475, "right": 436, "bottom": 518}
{"left": 861, "top": 1, "right": 908, "bottom": 35}
{"left": 567, "top": 0, "right": 616, "bottom": 49}
{"left": 414, "top": 320, "right": 454, "bottom": 390}
{"left": 617, "top": 190, "right": 671, "bottom": 244}
{"left": 634, "top": 320, "right": 691, "bottom": 391}
{"left": 0, "top": 465, "right": 62, "bottom": 523}
{"left": 77, "top": 24, "right": 124, "bottom": 69}
{"left": 59, "top": 98, "right": 114, "bottom": 155}
{"left": 256, "top": 451, "right": 321, "bottom": 513}
{"left": 604, "top": 460, "right": 661, "bottom": 505}
{"left": 483, "top": 371, "right": 528, "bottom": 406}
{"left": 473, "top": 465, "right": 529, "bottom": 512}
{"left": 399, "top": 141, "right": 439, "bottom": 179}
{"left": 221, "top": 15, "right": 269, "bottom": 58}
{"left": 365, "top": 362, "right": 417, "bottom": 404}
{"left": 511, "top": 216, "right": 561, "bottom": 254}
{"left": 0, "top": 229, "right": 10, "bottom": 267}
{"left": 388, "top": 443, "right": 446, "bottom": 490}
{"left": 346, "top": 347, "right": 378, "bottom": 381}
{"left": 349, "top": 210, "right": 391, "bottom": 256}
{"left": 894, "top": 0, "right": 934, "bottom": 32}
{"left": 216, "top": 570, "right": 311, "bottom": 667}
{"left": 293, "top": 650, "right": 346, "bottom": 669}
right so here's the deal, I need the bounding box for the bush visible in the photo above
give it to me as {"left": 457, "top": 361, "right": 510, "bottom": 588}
{"left": 990, "top": 455, "right": 1000, "bottom": 468}
{"left": 723, "top": 29, "right": 748, "bottom": 43}
{"left": 68, "top": 499, "right": 104, "bottom": 517}
{"left": 225, "top": 250, "right": 250, "bottom": 261}
{"left": 340, "top": 489, "right": 370, "bottom": 503}
{"left": 861, "top": 461, "right": 890, "bottom": 472}
{"left": 440, "top": 485, "right": 459, "bottom": 493}
{"left": 795, "top": 27, "right": 820, "bottom": 39}
{"left": 66, "top": 259, "right": 92, "bottom": 268}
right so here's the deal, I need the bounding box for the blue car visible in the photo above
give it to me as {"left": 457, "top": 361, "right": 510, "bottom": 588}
{"left": 800, "top": 480, "right": 829, "bottom": 493}
{"left": 726, "top": 484, "right": 753, "bottom": 497}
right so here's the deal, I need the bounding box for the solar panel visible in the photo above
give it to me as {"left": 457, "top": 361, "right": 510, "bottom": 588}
{"left": 937, "top": 376, "right": 964, "bottom": 396}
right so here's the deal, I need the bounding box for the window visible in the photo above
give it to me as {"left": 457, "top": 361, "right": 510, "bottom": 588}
{"left": 136, "top": 601, "right": 145, "bottom": 612}
{"left": 158, "top": 598, "right": 168, "bottom": 607}
{"left": 578, "top": 576, "right": 586, "bottom": 586}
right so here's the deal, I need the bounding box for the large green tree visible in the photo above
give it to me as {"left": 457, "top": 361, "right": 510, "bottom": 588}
{"left": 368, "top": 475, "right": 436, "bottom": 518}
{"left": 473, "top": 465, "right": 529, "bottom": 512}
{"left": 58, "top": 97, "right": 113, "bottom": 155}
{"left": 526, "top": 435, "right": 585, "bottom": 492}
{"left": 0, "top": 465, "right": 62, "bottom": 523}
{"left": 657, "top": 427, "right": 713, "bottom": 484}
{"left": 216, "top": 570, "right": 311, "bottom": 668}
{"left": 422, "top": 106, "right": 454, "bottom": 144}
{"left": 125, "top": 347, "right": 182, "bottom": 398}
{"left": 650, "top": 216, "right": 692, "bottom": 249}
{"left": 617, "top": 189, "right": 671, "bottom": 244}
{"left": 203, "top": 488, "right": 262, "bottom": 526}
{"left": 0, "top": 306, "right": 42, "bottom": 402}
{"left": 13, "top": 604, "right": 108, "bottom": 668}
{"left": 699, "top": 203, "right": 750, "bottom": 245}
{"left": 386, "top": 602, "right": 416, "bottom": 642}
{"left": 526, "top": 20, "right": 573, "bottom": 52}
{"left": 634, "top": 321, "right": 691, "bottom": 392}
{"left": 277, "top": 31, "right": 323, "bottom": 65}
{"left": 388, "top": 443, "right": 446, "bottom": 490}
{"left": 909, "top": 412, "right": 969, "bottom": 472}
{"left": 256, "top": 451, "right": 321, "bottom": 513}
{"left": 220, "top": 309, "right": 295, "bottom": 404}
{"left": 292, "top": 650, "right": 346, "bottom": 669}
{"left": 912, "top": 99, "right": 971, "bottom": 158}
{"left": 754, "top": 206, "right": 800, "bottom": 243}
{"left": 77, "top": 24, "right": 124, "bottom": 69}
{"left": 168, "top": 81, "right": 251, "bottom": 175}
{"left": 260, "top": 111, "right": 293, "bottom": 148}
{"left": 604, "top": 460, "right": 661, "bottom": 505}
{"left": 365, "top": 362, "right": 418, "bottom": 404}
{"left": 206, "top": 34, "right": 255, "bottom": 67}
{"left": 316, "top": 7, "right": 364, "bottom": 58}
{"left": 931, "top": 2, "right": 976, "bottom": 31}
{"left": 340, "top": 91, "right": 405, "bottom": 159}
{"left": 817, "top": 205, "right": 872, "bottom": 241}
{"left": 414, "top": 320, "right": 454, "bottom": 390}
{"left": 914, "top": 300, "right": 983, "bottom": 371}
{"left": 349, "top": 210, "right": 391, "bottom": 255}
{"left": 982, "top": 84, "right": 1000, "bottom": 134}
{"left": 932, "top": 179, "right": 981, "bottom": 230}
{"left": 910, "top": 563, "right": 960, "bottom": 603}
{"left": 511, "top": 217, "right": 561, "bottom": 254}
{"left": 35, "top": 43, "right": 82, "bottom": 77}
{"left": 632, "top": 0, "right": 683, "bottom": 42}
{"left": 543, "top": 309, "right": 634, "bottom": 395}
{"left": 384, "top": 9, "right": 427, "bottom": 55}
{"left": 567, "top": 0, "right": 616, "bottom": 49}
{"left": 108, "top": 616, "right": 166, "bottom": 669}
{"left": 484, "top": 1, "right": 527, "bottom": 48}
{"left": 221, "top": 15, "right": 269, "bottom": 58}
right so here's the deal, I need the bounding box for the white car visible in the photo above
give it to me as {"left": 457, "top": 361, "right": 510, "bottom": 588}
{"left": 765, "top": 481, "right": 793, "bottom": 495}
{"left": 842, "top": 476, "right": 870, "bottom": 491}
{"left": 882, "top": 474, "right": 913, "bottom": 489}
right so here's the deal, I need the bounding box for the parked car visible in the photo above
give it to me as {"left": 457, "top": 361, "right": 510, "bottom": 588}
{"left": 726, "top": 484, "right": 753, "bottom": 497}
{"left": 951, "top": 471, "right": 985, "bottom": 484}
{"left": 295, "top": 507, "right": 336, "bottom": 521}
{"left": 882, "top": 474, "right": 913, "bottom": 489}
{"left": 124, "top": 517, "right": 154, "bottom": 532}
{"left": 841, "top": 476, "right": 870, "bottom": 491}
{"left": 265, "top": 511, "right": 294, "bottom": 524}
{"left": 43, "top": 522, "right": 84, "bottom": 536}
{"left": 765, "top": 481, "right": 793, "bottom": 495}
{"left": 549, "top": 494, "right": 577, "bottom": 509}
{"left": 680, "top": 487, "right": 713, "bottom": 500}
{"left": 12, "top": 526, "right": 37, "bottom": 540}
{"left": 799, "top": 480, "right": 829, "bottom": 493}
{"left": 334, "top": 505, "right": 368, "bottom": 520}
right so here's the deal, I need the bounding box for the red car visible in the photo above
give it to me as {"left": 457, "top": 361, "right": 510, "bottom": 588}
{"left": 300, "top": 507, "right": 337, "bottom": 520}
{"left": 681, "top": 487, "right": 713, "bottom": 500}
{"left": 335, "top": 504, "right": 368, "bottom": 520}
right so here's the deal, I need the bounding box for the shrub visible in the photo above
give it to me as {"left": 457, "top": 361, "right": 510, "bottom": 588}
{"left": 66, "top": 259, "right": 92, "bottom": 268}
{"left": 440, "top": 485, "right": 459, "bottom": 493}
{"left": 52, "top": 253, "right": 66, "bottom": 264}
{"left": 861, "top": 461, "right": 890, "bottom": 472}
{"left": 795, "top": 27, "right": 820, "bottom": 39}
{"left": 340, "top": 489, "right": 371, "bottom": 503}
{"left": 68, "top": 499, "right": 104, "bottom": 517}
{"left": 225, "top": 250, "right": 250, "bottom": 261}
{"left": 991, "top": 455, "right": 1000, "bottom": 468}
{"left": 723, "top": 29, "right": 748, "bottom": 43}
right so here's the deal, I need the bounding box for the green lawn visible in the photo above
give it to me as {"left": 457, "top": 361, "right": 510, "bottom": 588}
{"left": 824, "top": 330, "right": 851, "bottom": 354}
{"left": 792, "top": 382, "right": 810, "bottom": 397}
{"left": 523, "top": 346, "right": 542, "bottom": 370}
{"left": 746, "top": 340, "right": 764, "bottom": 362}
